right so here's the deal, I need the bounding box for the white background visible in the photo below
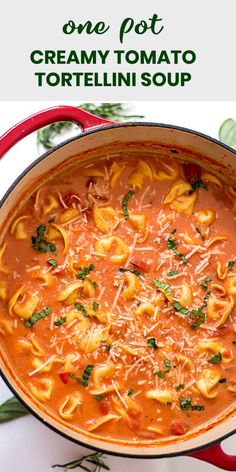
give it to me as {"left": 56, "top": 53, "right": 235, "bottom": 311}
{"left": 0, "top": 101, "right": 235, "bottom": 471}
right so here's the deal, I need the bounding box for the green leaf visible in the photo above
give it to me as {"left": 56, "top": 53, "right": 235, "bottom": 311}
{"left": 0, "top": 397, "right": 29, "bottom": 423}
{"left": 164, "top": 359, "right": 171, "bottom": 372}
{"left": 54, "top": 316, "right": 67, "bottom": 326}
{"left": 199, "top": 276, "right": 212, "bottom": 291}
{"left": 208, "top": 352, "right": 222, "bottom": 364}
{"left": 155, "top": 370, "right": 165, "bottom": 379}
{"left": 167, "top": 270, "right": 179, "bottom": 277}
{"left": 147, "top": 337, "right": 158, "bottom": 350}
{"left": 122, "top": 190, "right": 135, "bottom": 220}
{"left": 227, "top": 261, "right": 235, "bottom": 271}
{"left": 219, "top": 118, "right": 236, "bottom": 149}
{"left": 175, "top": 384, "right": 185, "bottom": 391}
{"left": 32, "top": 225, "right": 56, "bottom": 253}
{"left": 78, "top": 264, "right": 94, "bottom": 280}
{"left": 167, "top": 237, "right": 187, "bottom": 264}
{"left": 92, "top": 301, "right": 99, "bottom": 311}
{"left": 119, "top": 267, "right": 141, "bottom": 276}
{"left": 94, "top": 395, "right": 104, "bottom": 401}
{"left": 189, "top": 176, "right": 208, "bottom": 194}
{"left": 47, "top": 259, "right": 58, "bottom": 267}
{"left": 152, "top": 279, "right": 172, "bottom": 297}
{"left": 173, "top": 302, "right": 191, "bottom": 317}
{"left": 75, "top": 303, "right": 89, "bottom": 317}
{"left": 24, "top": 307, "right": 50, "bottom": 327}
{"left": 127, "top": 388, "right": 133, "bottom": 396}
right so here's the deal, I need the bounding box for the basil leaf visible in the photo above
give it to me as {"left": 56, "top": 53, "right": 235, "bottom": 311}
{"left": 54, "top": 316, "right": 66, "bottom": 326}
{"left": 0, "top": 397, "right": 29, "bottom": 423}
{"left": 147, "top": 337, "right": 158, "bottom": 350}
{"left": 167, "top": 237, "right": 187, "bottom": 264}
{"left": 152, "top": 279, "right": 172, "bottom": 297}
{"left": 122, "top": 190, "right": 135, "bottom": 220}
{"left": 78, "top": 264, "right": 94, "bottom": 280}
{"left": 208, "top": 352, "right": 222, "bottom": 364}
{"left": 75, "top": 303, "right": 89, "bottom": 317}
{"left": 47, "top": 259, "right": 58, "bottom": 267}
{"left": 219, "top": 118, "right": 236, "bottom": 149}
{"left": 24, "top": 307, "right": 50, "bottom": 327}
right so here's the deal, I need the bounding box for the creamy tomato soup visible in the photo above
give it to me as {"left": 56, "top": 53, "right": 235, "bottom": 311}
{"left": 0, "top": 154, "right": 236, "bottom": 442}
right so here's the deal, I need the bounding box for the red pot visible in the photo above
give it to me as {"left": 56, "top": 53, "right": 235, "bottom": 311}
{"left": 0, "top": 106, "right": 235, "bottom": 470}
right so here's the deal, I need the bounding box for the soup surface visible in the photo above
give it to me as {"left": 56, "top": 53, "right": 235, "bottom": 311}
{"left": 0, "top": 154, "right": 236, "bottom": 443}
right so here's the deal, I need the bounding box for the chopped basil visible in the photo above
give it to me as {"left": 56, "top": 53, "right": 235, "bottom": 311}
{"left": 122, "top": 190, "right": 135, "bottom": 220}
{"left": 75, "top": 303, "right": 89, "bottom": 317}
{"left": 47, "top": 258, "right": 58, "bottom": 267}
{"left": 147, "top": 337, "right": 158, "bottom": 350}
{"left": 127, "top": 388, "right": 133, "bottom": 396}
{"left": 175, "top": 384, "right": 185, "bottom": 391}
{"left": 171, "top": 228, "right": 177, "bottom": 234}
{"left": 173, "top": 302, "right": 205, "bottom": 330}
{"left": 70, "top": 365, "right": 94, "bottom": 387}
{"left": 227, "top": 261, "right": 235, "bottom": 271}
{"left": 180, "top": 397, "right": 204, "bottom": 411}
{"left": 167, "top": 237, "right": 187, "bottom": 264}
{"left": 119, "top": 267, "right": 141, "bottom": 277}
{"left": 152, "top": 279, "right": 172, "bottom": 297}
{"left": 24, "top": 307, "right": 50, "bottom": 327}
{"left": 173, "top": 302, "right": 191, "bottom": 317}
{"left": 166, "top": 402, "right": 172, "bottom": 406}
{"left": 199, "top": 276, "right": 212, "bottom": 292}
{"left": 92, "top": 301, "right": 99, "bottom": 311}
{"left": 196, "top": 227, "right": 205, "bottom": 241}
{"left": 78, "top": 264, "right": 94, "bottom": 280}
{"left": 208, "top": 352, "right": 222, "bottom": 364}
{"left": 189, "top": 176, "right": 208, "bottom": 194}
{"left": 164, "top": 359, "right": 171, "bottom": 372}
{"left": 156, "top": 370, "right": 165, "bottom": 379}
{"left": 232, "top": 341, "right": 236, "bottom": 345}
{"left": 167, "top": 270, "right": 179, "bottom": 277}
{"left": 94, "top": 395, "right": 104, "bottom": 401}
{"left": 54, "top": 316, "right": 67, "bottom": 326}
{"left": 32, "top": 225, "right": 56, "bottom": 253}
{"left": 219, "top": 378, "right": 227, "bottom": 384}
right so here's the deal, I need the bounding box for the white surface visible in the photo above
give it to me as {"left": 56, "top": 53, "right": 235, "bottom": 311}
{"left": 0, "top": 101, "right": 235, "bottom": 471}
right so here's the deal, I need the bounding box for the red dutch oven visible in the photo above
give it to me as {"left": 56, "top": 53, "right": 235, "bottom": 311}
{"left": 0, "top": 106, "right": 235, "bottom": 470}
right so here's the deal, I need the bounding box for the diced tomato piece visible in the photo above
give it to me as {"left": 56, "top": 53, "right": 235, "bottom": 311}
{"left": 130, "top": 259, "right": 150, "bottom": 272}
{"left": 127, "top": 415, "right": 141, "bottom": 432}
{"left": 59, "top": 372, "right": 70, "bottom": 384}
{"left": 129, "top": 409, "right": 141, "bottom": 419}
{"left": 216, "top": 325, "right": 230, "bottom": 337}
{"left": 98, "top": 400, "right": 111, "bottom": 415}
{"left": 170, "top": 420, "right": 189, "bottom": 436}
{"left": 223, "top": 350, "right": 231, "bottom": 359}
{"left": 182, "top": 163, "right": 201, "bottom": 183}
{"left": 63, "top": 192, "right": 81, "bottom": 206}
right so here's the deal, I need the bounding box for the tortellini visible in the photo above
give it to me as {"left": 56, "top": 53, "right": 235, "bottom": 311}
{"left": 9, "top": 285, "right": 39, "bottom": 319}
{"left": 59, "top": 393, "right": 82, "bottom": 420}
{"left": 178, "top": 285, "right": 193, "bottom": 308}
{"left": 196, "top": 369, "right": 221, "bottom": 398}
{"left": 128, "top": 160, "right": 153, "bottom": 189}
{"left": 87, "top": 414, "right": 120, "bottom": 431}
{"left": 110, "top": 161, "right": 122, "bottom": 188}
{"left": 146, "top": 389, "right": 173, "bottom": 404}
{"left": 10, "top": 215, "right": 29, "bottom": 240}
{"left": 94, "top": 235, "right": 129, "bottom": 264}
{"left": 122, "top": 272, "right": 140, "bottom": 300}
{"left": 207, "top": 295, "right": 234, "bottom": 326}
{"left": 163, "top": 179, "right": 197, "bottom": 215}
{"left": 29, "top": 378, "right": 54, "bottom": 402}
{"left": 43, "top": 195, "right": 60, "bottom": 216}
{"left": 93, "top": 205, "right": 117, "bottom": 234}
{"left": 195, "top": 209, "right": 216, "bottom": 226}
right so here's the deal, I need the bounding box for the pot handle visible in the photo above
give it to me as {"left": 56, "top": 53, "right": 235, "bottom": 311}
{"left": 188, "top": 443, "right": 236, "bottom": 470}
{"left": 0, "top": 105, "right": 114, "bottom": 159}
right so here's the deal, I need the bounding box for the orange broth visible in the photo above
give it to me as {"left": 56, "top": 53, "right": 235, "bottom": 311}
{"left": 0, "top": 154, "right": 236, "bottom": 441}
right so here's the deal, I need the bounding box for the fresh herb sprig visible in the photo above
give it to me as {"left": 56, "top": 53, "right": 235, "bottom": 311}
{"left": 122, "top": 190, "right": 135, "bottom": 220}
{"left": 0, "top": 397, "right": 29, "bottom": 423}
{"left": 37, "top": 103, "right": 144, "bottom": 149}
{"left": 52, "top": 452, "right": 109, "bottom": 471}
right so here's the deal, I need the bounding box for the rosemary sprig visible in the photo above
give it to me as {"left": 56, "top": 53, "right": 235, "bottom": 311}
{"left": 52, "top": 452, "right": 109, "bottom": 471}
{"left": 37, "top": 103, "right": 144, "bottom": 149}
